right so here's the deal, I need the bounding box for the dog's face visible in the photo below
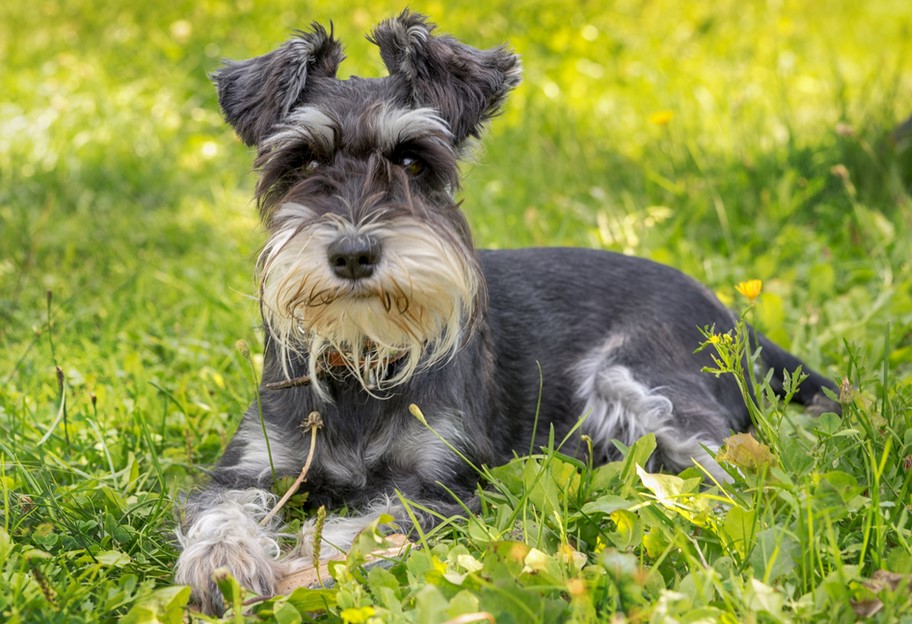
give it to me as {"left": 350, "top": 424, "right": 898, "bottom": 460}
{"left": 212, "top": 12, "right": 521, "bottom": 394}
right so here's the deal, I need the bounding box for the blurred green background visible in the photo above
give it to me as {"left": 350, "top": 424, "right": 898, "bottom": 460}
{"left": 3, "top": 1, "right": 910, "bottom": 364}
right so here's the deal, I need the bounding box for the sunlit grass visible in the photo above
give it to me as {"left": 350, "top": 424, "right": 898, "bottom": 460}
{"left": 1, "top": 0, "right": 911, "bottom": 621}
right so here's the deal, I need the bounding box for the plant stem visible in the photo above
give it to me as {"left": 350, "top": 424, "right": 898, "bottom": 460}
{"left": 260, "top": 411, "right": 322, "bottom": 527}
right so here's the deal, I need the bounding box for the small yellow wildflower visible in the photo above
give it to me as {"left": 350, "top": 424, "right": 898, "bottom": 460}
{"left": 648, "top": 110, "right": 675, "bottom": 126}
{"left": 735, "top": 279, "right": 763, "bottom": 302}
{"left": 340, "top": 606, "right": 376, "bottom": 624}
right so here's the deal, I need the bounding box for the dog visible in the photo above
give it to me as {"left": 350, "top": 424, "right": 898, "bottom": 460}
{"left": 175, "top": 11, "right": 840, "bottom": 614}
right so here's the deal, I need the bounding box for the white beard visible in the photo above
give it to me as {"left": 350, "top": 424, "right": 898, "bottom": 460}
{"left": 258, "top": 206, "right": 479, "bottom": 398}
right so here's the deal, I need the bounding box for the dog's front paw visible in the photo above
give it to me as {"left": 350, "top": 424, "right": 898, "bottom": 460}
{"left": 176, "top": 490, "right": 286, "bottom": 615}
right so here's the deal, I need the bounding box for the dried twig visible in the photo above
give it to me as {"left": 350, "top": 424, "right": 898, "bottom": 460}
{"left": 259, "top": 411, "right": 323, "bottom": 527}
{"left": 264, "top": 374, "right": 313, "bottom": 390}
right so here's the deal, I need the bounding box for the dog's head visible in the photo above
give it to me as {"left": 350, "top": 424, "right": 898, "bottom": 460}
{"left": 212, "top": 12, "right": 521, "bottom": 395}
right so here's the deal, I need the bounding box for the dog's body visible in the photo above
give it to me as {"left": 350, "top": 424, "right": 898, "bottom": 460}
{"left": 175, "top": 13, "right": 839, "bottom": 614}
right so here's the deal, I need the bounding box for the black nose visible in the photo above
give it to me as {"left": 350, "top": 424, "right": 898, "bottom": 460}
{"left": 327, "top": 236, "right": 382, "bottom": 280}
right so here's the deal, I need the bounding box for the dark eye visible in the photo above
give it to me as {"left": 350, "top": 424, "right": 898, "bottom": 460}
{"left": 398, "top": 155, "right": 425, "bottom": 177}
{"left": 303, "top": 159, "right": 320, "bottom": 175}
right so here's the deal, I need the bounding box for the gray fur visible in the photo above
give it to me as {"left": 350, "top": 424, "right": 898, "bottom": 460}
{"left": 368, "top": 11, "right": 522, "bottom": 145}
{"left": 213, "top": 23, "right": 344, "bottom": 146}
{"left": 177, "top": 11, "right": 840, "bottom": 614}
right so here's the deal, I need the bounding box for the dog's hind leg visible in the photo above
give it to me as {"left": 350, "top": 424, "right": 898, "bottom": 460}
{"left": 754, "top": 331, "right": 841, "bottom": 415}
{"left": 575, "top": 334, "right": 839, "bottom": 488}
{"left": 575, "top": 346, "right": 736, "bottom": 483}
{"left": 649, "top": 396, "right": 736, "bottom": 484}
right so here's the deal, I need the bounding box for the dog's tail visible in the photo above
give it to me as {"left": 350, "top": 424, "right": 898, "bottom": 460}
{"left": 752, "top": 330, "right": 842, "bottom": 415}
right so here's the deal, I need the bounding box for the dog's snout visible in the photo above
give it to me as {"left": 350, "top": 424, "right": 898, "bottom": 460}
{"left": 327, "top": 236, "right": 382, "bottom": 280}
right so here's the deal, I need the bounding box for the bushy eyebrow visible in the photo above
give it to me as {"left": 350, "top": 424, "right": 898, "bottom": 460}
{"left": 261, "top": 105, "right": 454, "bottom": 158}
{"left": 370, "top": 107, "right": 452, "bottom": 152}
{"left": 261, "top": 106, "right": 339, "bottom": 154}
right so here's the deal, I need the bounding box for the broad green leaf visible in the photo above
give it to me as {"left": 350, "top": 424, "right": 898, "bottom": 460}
{"left": 608, "top": 509, "right": 640, "bottom": 550}
{"left": 637, "top": 466, "right": 686, "bottom": 501}
{"left": 96, "top": 549, "right": 131, "bottom": 568}
{"left": 447, "top": 590, "right": 482, "bottom": 619}
{"left": 415, "top": 584, "right": 449, "bottom": 624}
{"left": 744, "top": 578, "right": 785, "bottom": 619}
{"left": 621, "top": 434, "right": 657, "bottom": 487}
{"left": 722, "top": 506, "right": 756, "bottom": 559}
{"left": 120, "top": 586, "right": 191, "bottom": 624}
{"left": 642, "top": 528, "right": 669, "bottom": 559}
{"left": 588, "top": 460, "right": 623, "bottom": 494}
{"left": 284, "top": 587, "right": 338, "bottom": 612}
{"left": 580, "top": 494, "right": 632, "bottom": 516}
{"left": 748, "top": 528, "right": 800, "bottom": 582}
{"left": 637, "top": 466, "right": 711, "bottom": 525}
{"left": 366, "top": 565, "right": 400, "bottom": 595}
{"left": 274, "top": 600, "right": 303, "bottom": 624}
{"left": 489, "top": 458, "right": 525, "bottom": 494}
{"left": 521, "top": 547, "right": 564, "bottom": 584}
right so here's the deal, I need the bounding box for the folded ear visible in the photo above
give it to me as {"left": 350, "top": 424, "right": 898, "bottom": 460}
{"left": 212, "top": 23, "right": 344, "bottom": 146}
{"left": 368, "top": 11, "right": 521, "bottom": 146}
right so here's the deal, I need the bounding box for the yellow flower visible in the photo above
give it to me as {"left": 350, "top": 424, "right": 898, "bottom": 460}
{"left": 708, "top": 332, "right": 733, "bottom": 346}
{"left": 340, "top": 606, "right": 376, "bottom": 624}
{"left": 735, "top": 279, "right": 763, "bottom": 302}
{"left": 648, "top": 109, "right": 675, "bottom": 126}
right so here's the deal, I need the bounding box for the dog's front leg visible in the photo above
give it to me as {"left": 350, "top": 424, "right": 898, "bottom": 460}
{"left": 294, "top": 497, "right": 400, "bottom": 561}
{"left": 175, "top": 400, "right": 309, "bottom": 615}
{"left": 175, "top": 486, "right": 287, "bottom": 615}
{"left": 293, "top": 495, "right": 477, "bottom": 563}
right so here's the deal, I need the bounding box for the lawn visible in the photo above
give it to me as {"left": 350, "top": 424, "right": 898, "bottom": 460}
{"left": 2, "top": 0, "right": 911, "bottom": 622}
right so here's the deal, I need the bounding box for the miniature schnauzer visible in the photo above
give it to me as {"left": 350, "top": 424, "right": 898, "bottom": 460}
{"left": 175, "top": 11, "right": 839, "bottom": 614}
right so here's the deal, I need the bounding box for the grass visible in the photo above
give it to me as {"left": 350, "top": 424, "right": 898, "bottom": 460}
{"left": 1, "top": 0, "right": 911, "bottom": 621}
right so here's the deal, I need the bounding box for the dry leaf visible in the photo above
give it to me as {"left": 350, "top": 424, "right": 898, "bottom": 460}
{"left": 717, "top": 432, "right": 777, "bottom": 471}
{"left": 851, "top": 570, "right": 912, "bottom": 618}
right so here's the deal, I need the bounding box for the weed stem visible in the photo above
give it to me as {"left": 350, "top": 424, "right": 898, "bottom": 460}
{"left": 260, "top": 411, "right": 322, "bottom": 527}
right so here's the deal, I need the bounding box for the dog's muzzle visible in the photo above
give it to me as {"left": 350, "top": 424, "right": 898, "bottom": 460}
{"left": 258, "top": 216, "right": 480, "bottom": 397}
